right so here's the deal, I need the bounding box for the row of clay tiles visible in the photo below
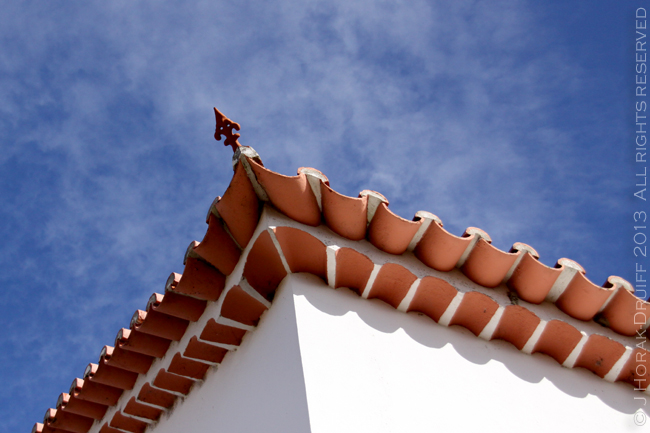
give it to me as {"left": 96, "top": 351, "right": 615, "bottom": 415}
{"left": 33, "top": 151, "right": 267, "bottom": 433}
{"left": 34, "top": 148, "right": 649, "bottom": 433}
{"left": 226, "top": 147, "right": 647, "bottom": 337}
{"left": 33, "top": 238, "right": 266, "bottom": 433}
{"left": 243, "top": 225, "right": 650, "bottom": 390}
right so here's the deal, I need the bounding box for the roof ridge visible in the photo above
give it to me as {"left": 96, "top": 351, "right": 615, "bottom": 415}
{"left": 33, "top": 145, "right": 649, "bottom": 433}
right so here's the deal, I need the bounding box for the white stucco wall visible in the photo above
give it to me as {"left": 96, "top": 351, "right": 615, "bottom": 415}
{"left": 149, "top": 272, "right": 312, "bottom": 433}
{"left": 151, "top": 271, "right": 641, "bottom": 432}
{"left": 290, "top": 273, "right": 641, "bottom": 433}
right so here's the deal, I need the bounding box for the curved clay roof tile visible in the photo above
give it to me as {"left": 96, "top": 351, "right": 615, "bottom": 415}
{"left": 367, "top": 202, "right": 422, "bottom": 255}
{"left": 320, "top": 183, "right": 368, "bottom": 241}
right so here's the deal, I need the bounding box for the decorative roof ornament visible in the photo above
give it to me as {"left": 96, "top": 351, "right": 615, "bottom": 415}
{"left": 213, "top": 107, "right": 241, "bottom": 152}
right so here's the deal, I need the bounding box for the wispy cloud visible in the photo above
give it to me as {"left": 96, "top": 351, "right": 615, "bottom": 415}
{"left": 0, "top": 1, "right": 635, "bottom": 430}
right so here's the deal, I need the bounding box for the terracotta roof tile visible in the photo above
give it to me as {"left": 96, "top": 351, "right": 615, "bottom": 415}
{"left": 219, "top": 285, "right": 268, "bottom": 327}
{"left": 108, "top": 411, "right": 148, "bottom": 433}
{"left": 115, "top": 329, "right": 170, "bottom": 359}
{"left": 366, "top": 263, "right": 417, "bottom": 309}
{"left": 122, "top": 397, "right": 163, "bottom": 422}
{"left": 43, "top": 408, "right": 94, "bottom": 433}
{"left": 183, "top": 336, "right": 228, "bottom": 364}
{"left": 448, "top": 291, "right": 500, "bottom": 336}
{"left": 574, "top": 334, "right": 627, "bottom": 378}
{"left": 83, "top": 363, "right": 138, "bottom": 391}
{"left": 136, "top": 384, "right": 176, "bottom": 410}
{"left": 213, "top": 162, "right": 261, "bottom": 248}
{"left": 556, "top": 272, "right": 617, "bottom": 321}
{"left": 617, "top": 348, "right": 650, "bottom": 390}
{"left": 69, "top": 379, "right": 122, "bottom": 407}
{"left": 169, "top": 257, "right": 225, "bottom": 301}
{"left": 507, "top": 253, "right": 562, "bottom": 304}
{"left": 56, "top": 393, "right": 106, "bottom": 420}
{"left": 461, "top": 238, "right": 519, "bottom": 288}
{"left": 129, "top": 310, "right": 188, "bottom": 342}
{"left": 199, "top": 319, "right": 247, "bottom": 346}
{"left": 532, "top": 320, "right": 584, "bottom": 364}
{"left": 97, "top": 423, "right": 122, "bottom": 433}
{"left": 242, "top": 229, "right": 288, "bottom": 300}
{"left": 33, "top": 422, "right": 73, "bottom": 433}
{"left": 151, "top": 369, "right": 194, "bottom": 396}
{"left": 167, "top": 353, "right": 210, "bottom": 380}
{"left": 320, "top": 182, "right": 368, "bottom": 241}
{"left": 413, "top": 221, "right": 474, "bottom": 272}
{"left": 146, "top": 291, "right": 206, "bottom": 322}
{"left": 99, "top": 347, "right": 153, "bottom": 376}
{"left": 491, "top": 306, "right": 541, "bottom": 351}
{"left": 273, "top": 227, "right": 327, "bottom": 280}
{"left": 333, "top": 247, "right": 374, "bottom": 296}
{"left": 248, "top": 160, "right": 321, "bottom": 226}
{"left": 598, "top": 280, "right": 649, "bottom": 335}
{"left": 193, "top": 213, "right": 241, "bottom": 275}
{"left": 407, "top": 276, "right": 458, "bottom": 323}
{"left": 367, "top": 202, "right": 422, "bottom": 255}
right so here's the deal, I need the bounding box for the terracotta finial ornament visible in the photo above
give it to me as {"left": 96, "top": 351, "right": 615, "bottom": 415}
{"left": 214, "top": 107, "right": 241, "bottom": 152}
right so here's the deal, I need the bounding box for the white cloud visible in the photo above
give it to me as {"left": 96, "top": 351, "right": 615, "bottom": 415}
{"left": 0, "top": 1, "right": 634, "bottom": 430}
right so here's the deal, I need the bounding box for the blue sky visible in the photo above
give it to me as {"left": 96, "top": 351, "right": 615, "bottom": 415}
{"left": 1, "top": 1, "right": 646, "bottom": 431}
